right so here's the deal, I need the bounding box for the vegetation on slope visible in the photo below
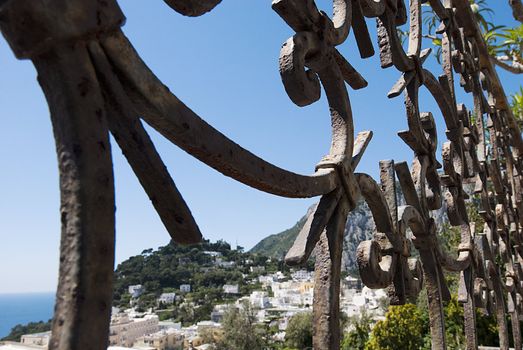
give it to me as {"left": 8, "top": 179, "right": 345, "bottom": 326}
{"left": 112, "top": 239, "right": 294, "bottom": 325}
{"left": 249, "top": 215, "right": 307, "bottom": 259}
{"left": 2, "top": 320, "right": 52, "bottom": 342}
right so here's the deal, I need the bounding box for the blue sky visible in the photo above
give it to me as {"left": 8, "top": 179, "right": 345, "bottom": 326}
{"left": 0, "top": 1, "right": 521, "bottom": 293}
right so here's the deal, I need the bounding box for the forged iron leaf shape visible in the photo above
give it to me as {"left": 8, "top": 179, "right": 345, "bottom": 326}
{"left": 273, "top": 0, "right": 368, "bottom": 108}
{"left": 285, "top": 131, "right": 372, "bottom": 266}
{"left": 458, "top": 104, "right": 480, "bottom": 178}
{"left": 441, "top": 140, "right": 470, "bottom": 226}
{"left": 375, "top": 0, "right": 418, "bottom": 71}
{"left": 388, "top": 52, "right": 443, "bottom": 211}
{"left": 274, "top": 0, "right": 371, "bottom": 267}
{"left": 465, "top": 82, "right": 523, "bottom": 348}
{"left": 395, "top": 159, "right": 456, "bottom": 348}
{"left": 381, "top": 5, "right": 488, "bottom": 346}
{"left": 272, "top": 2, "right": 379, "bottom": 348}
{"left": 485, "top": 118, "right": 523, "bottom": 348}
{"left": 453, "top": 32, "right": 491, "bottom": 164}
{"left": 356, "top": 160, "right": 423, "bottom": 305}
{"left": 474, "top": 225, "right": 512, "bottom": 348}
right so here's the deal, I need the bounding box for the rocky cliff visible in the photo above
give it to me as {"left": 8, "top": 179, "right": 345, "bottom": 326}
{"left": 250, "top": 187, "right": 449, "bottom": 272}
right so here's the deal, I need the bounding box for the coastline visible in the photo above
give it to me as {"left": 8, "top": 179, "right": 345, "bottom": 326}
{"left": 0, "top": 292, "right": 55, "bottom": 339}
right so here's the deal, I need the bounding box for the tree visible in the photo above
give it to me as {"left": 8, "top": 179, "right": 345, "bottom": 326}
{"left": 285, "top": 312, "right": 313, "bottom": 350}
{"left": 200, "top": 327, "right": 218, "bottom": 347}
{"left": 342, "top": 312, "right": 372, "bottom": 350}
{"left": 424, "top": 1, "right": 523, "bottom": 74}
{"left": 365, "top": 304, "right": 425, "bottom": 350}
{"left": 216, "top": 302, "right": 265, "bottom": 350}
{"left": 2, "top": 320, "right": 52, "bottom": 342}
{"left": 476, "top": 311, "right": 499, "bottom": 347}
{"left": 511, "top": 87, "right": 523, "bottom": 127}
{"left": 444, "top": 296, "right": 466, "bottom": 350}
{"left": 488, "top": 24, "right": 523, "bottom": 74}
{"left": 471, "top": 1, "right": 522, "bottom": 73}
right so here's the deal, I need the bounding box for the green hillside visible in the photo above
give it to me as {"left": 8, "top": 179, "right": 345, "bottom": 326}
{"left": 249, "top": 214, "right": 307, "bottom": 258}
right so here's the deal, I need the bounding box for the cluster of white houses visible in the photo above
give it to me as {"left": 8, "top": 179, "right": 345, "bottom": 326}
{"left": 2, "top": 269, "right": 387, "bottom": 350}
{"left": 2, "top": 312, "right": 188, "bottom": 350}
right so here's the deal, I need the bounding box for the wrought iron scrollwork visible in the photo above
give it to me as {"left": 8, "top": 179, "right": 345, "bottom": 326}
{"left": 1, "top": 0, "right": 523, "bottom": 349}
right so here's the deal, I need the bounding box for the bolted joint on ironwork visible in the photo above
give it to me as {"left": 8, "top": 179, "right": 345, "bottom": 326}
{"left": 435, "top": 7, "right": 455, "bottom": 34}
{"left": 445, "top": 122, "right": 465, "bottom": 144}
{"left": 410, "top": 217, "right": 438, "bottom": 250}
{"left": 411, "top": 235, "right": 434, "bottom": 250}
{"left": 0, "top": 0, "right": 125, "bottom": 59}
{"left": 316, "top": 154, "right": 360, "bottom": 210}
{"left": 458, "top": 242, "right": 474, "bottom": 253}
{"left": 408, "top": 54, "right": 425, "bottom": 85}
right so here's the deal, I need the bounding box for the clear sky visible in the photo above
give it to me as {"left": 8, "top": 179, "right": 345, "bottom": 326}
{"left": 0, "top": 1, "right": 520, "bottom": 293}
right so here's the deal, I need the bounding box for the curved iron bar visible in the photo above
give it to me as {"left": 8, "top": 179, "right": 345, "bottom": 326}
{"left": 356, "top": 162, "right": 423, "bottom": 304}
{"left": 100, "top": 31, "right": 342, "bottom": 199}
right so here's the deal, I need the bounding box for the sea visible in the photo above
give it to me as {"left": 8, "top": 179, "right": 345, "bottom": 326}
{"left": 0, "top": 292, "right": 55, "bottom": 338}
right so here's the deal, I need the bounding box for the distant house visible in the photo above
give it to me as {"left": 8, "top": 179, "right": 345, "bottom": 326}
{"left": 158, "top": 292, "right": 176, "bottom": 304}
{"left": 218, "top": 261, "right": 236, "bottom": 269}
{"left": 211, "top": 304, "right": 229, "bottom": 323}
{"left": 222, "top": 284, "right": 239, "bottom": 295}
{"left": 203, "top": 251, "right": 222, "bottom": 258}
{"left": 21, "top": 331, "right": 51, "bottom": 347}
{"left": 134, "top": 328, "right": 184, "bottom": 350}
{"left": 109, "top": 314, "right": 159, "bottom": 347}
{"left": 250, "top": 266, "right": 265, "bottom": 273}
{"left": 180, "top": 284, "right": 191, "bottom": 293}
{"left": 249, "top": 291, "right": 270, "bottom": 309}
{"left": 128, "top": 284, "right": 145, "bottom": 298}
{"left": 291, "top": 269, "right": 313, "bottom": 281}
{"left": 158, "top": 320, "right": 182, "bottom": 331}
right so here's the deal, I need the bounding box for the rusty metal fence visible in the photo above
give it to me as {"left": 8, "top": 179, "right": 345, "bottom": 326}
{"left": 1, "top": 0, "right": 522, "bottom": 349}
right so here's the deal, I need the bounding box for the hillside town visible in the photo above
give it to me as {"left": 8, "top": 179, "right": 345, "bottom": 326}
{"left": 1, "top": 251, "right": 388, "bottom": 350}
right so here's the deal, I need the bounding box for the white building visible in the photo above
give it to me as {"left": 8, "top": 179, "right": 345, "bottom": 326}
{"left": 250, "top": 266, "right": 265, "bottom": 273}
{"left": 109, "top": 313, "right": 159, "bottom": 347}
{"left": 158, "top": 321, "right": 182, "bottom": 331}
{"left": 20, "top": 332, "right": 51, "bottom": 348}
{"left": 203, "top": 251, "right": 222, "bottom": 258}
{"left": 291, "top": 269, "right": 313, "bottom": 281}
{"left": 222, "top": 284, "right": 239, "bottom": 295}
{"left": 196, "top": 321, "right": 221, "bottom": 333}
{"left": 269, "top": 280, "right": 314, "bottom": 308}
{"left": 180, "top": 284, "right": 191, "bottom": 293}
{"left": 210, "top": 304, "right": 229, "bottom": 323}
{"left": 249, "top": 291, "right": 270, "bottom": 309}
{"left": 217, "top": 261, "right": 236, "bottom": 269}
{"left": 158, "top": 293, "right": 176, "bottom": 304}
{"left": 134, "top": 328, "right": 184, "bottom": 350}
{"left": 129, "top": 284, "right": 145, "bottom": 298}
{"left": 341, "top": 287, "right": 387, "bottom": 318}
